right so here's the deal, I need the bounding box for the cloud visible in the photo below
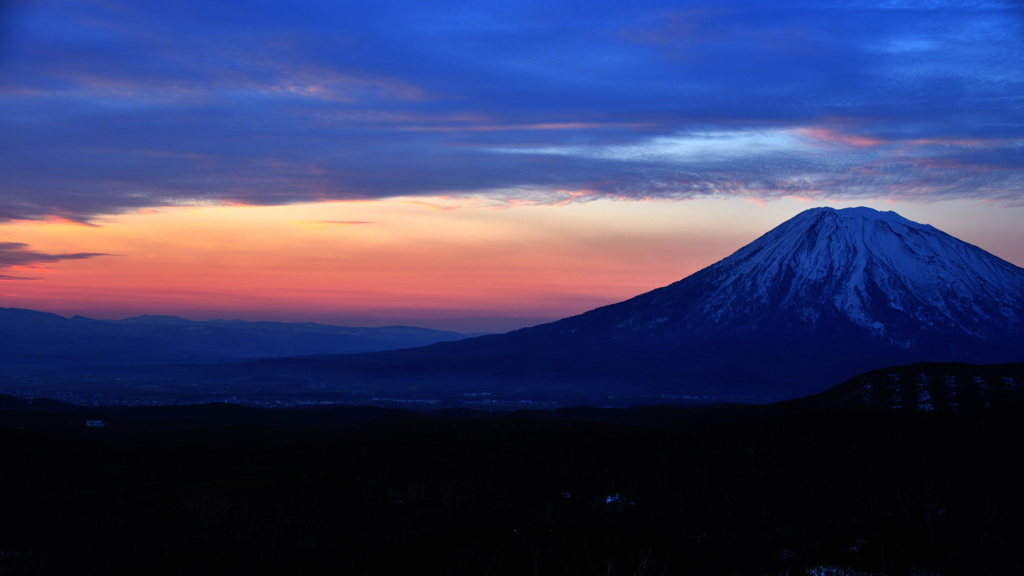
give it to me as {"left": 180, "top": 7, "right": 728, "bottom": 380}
{"left": 0, "top": 242, "right": 109, "bottom": 280}
{"left": 492, "top": 129, "right": 815, "bottom": 162}
{"left": 291, "top": 220, "right": 373, "bottom": 229}
{"left": 0, "top": 0, "right": 1021, "bottom": 221}
{"left": 480, "top": 126, "right": 1024, "bottom": 206}
{"left": 312, "top": 220, "right": 372, "bottom": 225}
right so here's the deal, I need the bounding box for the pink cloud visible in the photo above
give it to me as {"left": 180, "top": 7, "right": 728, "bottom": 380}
{"left": 404, "top": 122, "right": 648, "bottom": 133}
{"left": 793, "top": 127, "right": 885, "bottom": 148}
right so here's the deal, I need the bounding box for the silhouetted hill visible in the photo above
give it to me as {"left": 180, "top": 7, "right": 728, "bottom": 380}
{"left": 791, "top": 361, "right": 1024, "bottom": 413}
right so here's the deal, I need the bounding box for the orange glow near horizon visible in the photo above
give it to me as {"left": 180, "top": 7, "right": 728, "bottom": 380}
{"left": 3, "top": 197, "right": 1023, "bottom": 332}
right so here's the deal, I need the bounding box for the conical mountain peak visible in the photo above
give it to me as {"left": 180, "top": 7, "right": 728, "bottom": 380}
{"left": 503, "top": 206, "right": 1024, "bottom": 399}
{"left": 585, "top": 206, "right": 1024, "bottom": 341}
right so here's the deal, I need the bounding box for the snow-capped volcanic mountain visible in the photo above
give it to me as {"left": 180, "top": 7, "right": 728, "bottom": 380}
{"left": 486, "top": 206, "right": 1024, "bottom": 400}
{"left": 580, "top": 206, "right": 1024, "bottom": 349}
{"left": 325, "top": 206, "right": 1024, "bottom": 402}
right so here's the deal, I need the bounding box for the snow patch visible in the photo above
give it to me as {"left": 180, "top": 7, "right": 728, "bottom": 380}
{"left": 917, "top": 373, "right": 934, "bottom": 411}
{"left": 942, "top": 374, "right": 958, "bottom": 411}
{"left": 888, "top": 373, "right": 902, "bottom": 410}
{"left": 975, "top": 376, "right": 990, "bottom": 409}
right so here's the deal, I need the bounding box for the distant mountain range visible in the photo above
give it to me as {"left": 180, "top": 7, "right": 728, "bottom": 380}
{"left": 0, "top": 309, "right": 481, "bottom": 367}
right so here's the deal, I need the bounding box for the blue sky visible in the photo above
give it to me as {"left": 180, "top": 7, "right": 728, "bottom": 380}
{"left": 2, "top": 0, "right": 1021, "bottom": 221}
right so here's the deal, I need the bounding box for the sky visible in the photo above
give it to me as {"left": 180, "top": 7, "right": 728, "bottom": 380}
{"left": 1, "top": 0, "right": 1022, "bottom": 332}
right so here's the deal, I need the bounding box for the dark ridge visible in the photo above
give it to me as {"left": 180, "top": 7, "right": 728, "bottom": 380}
{"left": 790, "top": 361, "right": 1024, "bottom": 413}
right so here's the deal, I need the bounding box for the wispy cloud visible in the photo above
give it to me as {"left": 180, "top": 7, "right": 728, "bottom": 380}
{"left": 491, "top": 129, "right": 813, "bottom": 162}
{"left": 313, "top": 220, "right": 372, "bottom": 225}
{"left": 291, "top": 220, "right": 373, "bottom": 229}
{"left": 403, "top": 122, "right": 649, "bottom": 133}
{"left": 0, "top": 242, "right": 109, "bottom": 280}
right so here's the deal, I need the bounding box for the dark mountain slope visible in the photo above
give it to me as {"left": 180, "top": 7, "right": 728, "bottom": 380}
{"left": 791, "top": 361, "right": 1024, "bottom": 413}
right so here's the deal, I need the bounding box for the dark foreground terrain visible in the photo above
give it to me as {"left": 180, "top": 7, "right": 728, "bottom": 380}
{"left": 1, "top": 394, "right": 1022, "bottom": 576}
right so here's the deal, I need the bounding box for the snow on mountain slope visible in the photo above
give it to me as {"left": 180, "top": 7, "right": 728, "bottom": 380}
{"left": 573, "top": 206, "right": 1024, "bottom": 349}
{"left": 716, "top": 207, "right": 1023, "bottom": 338}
